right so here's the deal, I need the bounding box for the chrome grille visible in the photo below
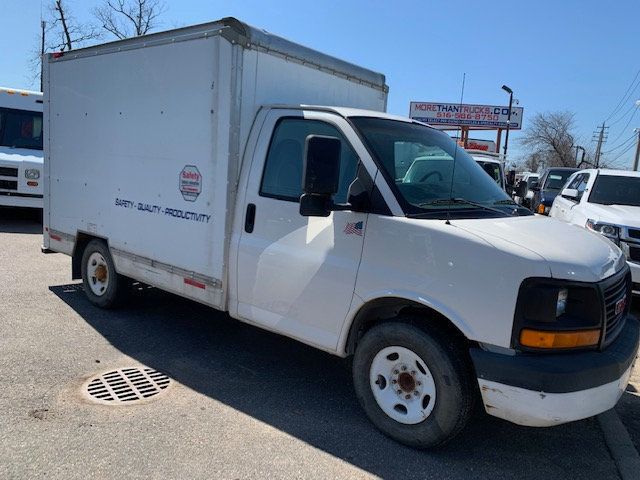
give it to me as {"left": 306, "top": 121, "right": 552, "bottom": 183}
{"left": 0, "top": 179, "right": 18, "bottom": 190}
{"left": 0, "top": 166, "right": 18, "bottom": 177}
{"left": 602, "top": 270, "right": 631, "bottom": 347}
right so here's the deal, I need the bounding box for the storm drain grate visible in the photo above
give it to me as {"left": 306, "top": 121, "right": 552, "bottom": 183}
{"left": 85, "top": 367, "right": 171, "bottom": 404}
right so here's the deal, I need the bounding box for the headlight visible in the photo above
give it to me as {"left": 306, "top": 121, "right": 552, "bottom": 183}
{"left": 513, "top": 279, "right": 602, "bottom": 351}
{"left": 586, "top": 219, "right": 619, "bottom": 241}
{"left": 537, "top": 204, "right": 551, "bottom": 215}
{"left": 25, "top": 169, "right": 40, "bottom": 180}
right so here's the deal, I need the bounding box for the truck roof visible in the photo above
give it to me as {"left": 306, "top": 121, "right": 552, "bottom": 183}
{"left": 577, "top": 168, "right": 640, "bottom": 178}
{"left": 47, "top": 17, "right": 387, "bottom": 94}
{"left": 0, "top": 87, "right": 43, "bottom": 112}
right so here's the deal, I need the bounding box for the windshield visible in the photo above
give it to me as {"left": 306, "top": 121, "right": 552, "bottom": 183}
{"left": 543, "top": 170, "right": 575, "bottom": 190}
{"left": 0, "top": 107, "right": 43, "bottom": 150}
{"left": 589, "top": 175, "right": 640, "bottom": 207}
{"left": 351, "top": 117, "right": 530, "bottom": 218}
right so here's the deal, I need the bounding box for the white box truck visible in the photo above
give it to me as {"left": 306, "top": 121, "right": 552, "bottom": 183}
{"left": 0, "top": 87, "right": 44, "bottom": 208}
{"left": 44, "top": 18, "right": 639, "bottom": 448}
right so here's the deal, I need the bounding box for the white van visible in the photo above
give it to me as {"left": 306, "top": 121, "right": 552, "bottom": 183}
{"left": 43, "top": 18, "right": 638, "bottom": 448}
{"left": 0, "top": 88, "right": 44, "bottom": 208}
{"left": 550, "top": 168, "right": 640, "bottom": 294}
{"left": 467, "top": 150, "right": 506, "bottom": 191}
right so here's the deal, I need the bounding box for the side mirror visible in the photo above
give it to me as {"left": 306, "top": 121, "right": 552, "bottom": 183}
{"left": 515, "top": 181, "right": 528, "bottom": 198}
{"left": 530, "top": 181, "right": 540, "bottom": 191}
{"left": 561, "top": 188, "right": 579, "bottom": 201}
{"left": 300, "top": 135, "right": 341, "bottom": 217}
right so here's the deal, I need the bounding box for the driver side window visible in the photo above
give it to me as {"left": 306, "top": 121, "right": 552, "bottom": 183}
{"left": 260, "top": 118, "right": 359, "bottom": 204}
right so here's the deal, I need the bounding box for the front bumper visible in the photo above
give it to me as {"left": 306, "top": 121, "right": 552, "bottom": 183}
{"left": 470, "top": 316, "right": 639, "bottom": 427}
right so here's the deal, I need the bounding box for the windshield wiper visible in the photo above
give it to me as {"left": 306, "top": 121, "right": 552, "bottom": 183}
{"left": 418, "top": 198, "right": 516, "bottom": 216}
{"left": 493, "top": 199, "right": 518, "bottom": 206}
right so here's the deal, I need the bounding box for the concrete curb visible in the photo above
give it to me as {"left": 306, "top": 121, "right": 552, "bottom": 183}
{"left": 598, "top": 409, "right": 640, "bottom": 480}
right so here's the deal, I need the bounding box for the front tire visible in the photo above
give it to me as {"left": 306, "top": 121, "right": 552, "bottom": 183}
{"left": 352, "top": 320, "right": 475, "bottom": 448}
{"left": 81, "top": 239, "right": 128, "bottom": 308}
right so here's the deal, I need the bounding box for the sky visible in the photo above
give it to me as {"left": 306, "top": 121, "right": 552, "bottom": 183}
{"left": 1, "top": 0, "right": 639, "bottom": 167}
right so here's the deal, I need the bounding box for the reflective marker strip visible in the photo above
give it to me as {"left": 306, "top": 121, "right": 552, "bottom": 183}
{"left": 50, "top": 234, "right": 62, "bottom": 241}
{"left": 184, "top": 278, "right": 206, "bottom": 289}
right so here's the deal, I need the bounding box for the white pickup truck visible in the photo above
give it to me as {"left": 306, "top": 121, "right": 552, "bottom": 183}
{"left": 43, "top": 18, "right": 639, "bottom": 448}
{"left": 550, "top": 168, "right": 640, "bottom": 295}
{"left": 0, "top": 87, "right": 44, "bottom": 208}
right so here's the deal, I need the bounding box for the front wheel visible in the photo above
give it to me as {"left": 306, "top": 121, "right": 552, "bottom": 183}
{"left": 352, "top": 320, "right": 475, "bottom": 448}
{"left": 81, "top": 239, "right": 128, "bottom": 308}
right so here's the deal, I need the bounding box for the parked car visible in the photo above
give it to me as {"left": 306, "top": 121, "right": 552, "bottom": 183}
{"left": 531, "top": 167, "right": 579, "bottom": 215}
{"left": 43, "top": 17, "right": 639, "bottom": 448}
{"left": 550, "top": 169, "right": 640, "bottom": 294}
{"left": 0, "top": 87, "right": 43, "bottom": 208}
{"left": 513, "top": 172, "right": 539, "bottom": 207}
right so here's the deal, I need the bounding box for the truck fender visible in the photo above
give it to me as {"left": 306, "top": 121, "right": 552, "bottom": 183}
{"left": 338, "top": 290, "right": 476, "bottom": 356}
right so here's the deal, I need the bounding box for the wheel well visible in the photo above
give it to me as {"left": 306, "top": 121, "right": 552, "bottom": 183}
{"left": 72, "top": 233, "right": 107, "bottom": 279}
{"left": 344, "top": 298, "right": 471, "bottom": 355}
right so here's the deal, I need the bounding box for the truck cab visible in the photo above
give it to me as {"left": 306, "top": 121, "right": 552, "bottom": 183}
{"left": 466, "top": 150, "right": 506, "bottom": 191}
{"left": 0, "top": 87, "right": 44, "bottom": 209}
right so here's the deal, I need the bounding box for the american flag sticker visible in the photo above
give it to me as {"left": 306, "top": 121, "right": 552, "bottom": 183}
{"left": 344, "top": 221, "right": 364, "bottom": 236}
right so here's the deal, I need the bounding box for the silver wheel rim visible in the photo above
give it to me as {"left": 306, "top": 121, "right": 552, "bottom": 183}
{"left": 369, "top": 346, "right": 437, "bottom": 425}
{"left": 87, "top": 252, "right": 109, "bottom": 297}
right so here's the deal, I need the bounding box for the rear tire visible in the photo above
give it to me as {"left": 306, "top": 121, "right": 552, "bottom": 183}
{"left": 80, "top": 239, "right": 128, "bottom": 308}
{"left": 352, "top": 319, "right": 475, "bottom": 448}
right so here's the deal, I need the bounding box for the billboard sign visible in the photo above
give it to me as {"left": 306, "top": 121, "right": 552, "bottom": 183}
{"left": 410, "top": 102, "right": 524, "bottom": 130}
{"left": 450, "top": 137, "right": 497, "bottom": 152}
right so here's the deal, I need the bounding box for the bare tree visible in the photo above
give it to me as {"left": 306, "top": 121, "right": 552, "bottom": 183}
{"left": 49, "top": 0, "right": 101, "bottom": 51}
{"left": 95, "top": 0, "right": 165, "bottom": 39}
{"left": 28, "top": 1, "right": 101, "bottom": 90}
{"left": 520, "top": 111, "right": 577, "bottom": 168}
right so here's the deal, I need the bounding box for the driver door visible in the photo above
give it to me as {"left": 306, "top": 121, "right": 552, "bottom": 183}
{"left": 235, "top": 110, "right": 368, "bottom": 351}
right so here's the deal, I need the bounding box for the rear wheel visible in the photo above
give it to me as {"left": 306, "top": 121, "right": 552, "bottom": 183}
{"left": 352, "top": 320, "right": 475, "bottom": 448}
{"left": 81, "top": 239, "right": 128, "bottom": 308}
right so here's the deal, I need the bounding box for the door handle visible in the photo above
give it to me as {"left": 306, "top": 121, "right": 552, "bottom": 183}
{"left": 244, "top": 203, "right": 256, "bottom": 233}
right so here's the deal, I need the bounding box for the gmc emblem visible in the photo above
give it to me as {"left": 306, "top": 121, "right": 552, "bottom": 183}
{"left": 615, "top": 296, "right": 627, "bottom": 316}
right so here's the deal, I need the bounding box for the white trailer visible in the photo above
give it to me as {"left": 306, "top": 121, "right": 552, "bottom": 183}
{"left": 45, "top": 18, "right": 638, "bottom": 448}
{"left": 0, "top": 87, "right": 44, "bottom": 208}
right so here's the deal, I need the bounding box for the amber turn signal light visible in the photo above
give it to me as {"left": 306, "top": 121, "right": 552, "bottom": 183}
{"left": 520, "top": 329, "right": 600, "bottom": 349}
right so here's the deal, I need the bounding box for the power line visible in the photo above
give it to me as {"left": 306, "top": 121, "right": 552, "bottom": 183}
{"left": 608, "top": 108, "right": 638, "bottom": 146}
{"left": 608, "top": 100, "right": 638, "bottom": 127}
{"left": 605, "top": 68, "right": 640, "bottom": 122}
{"left": 610, "top": 141, "right": 636, "bottom": 163}
{"left": 602, "top": 133, "right": 636, "bottom": 154}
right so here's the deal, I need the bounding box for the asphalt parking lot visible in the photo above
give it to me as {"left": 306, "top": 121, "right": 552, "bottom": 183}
{"left": 1, "top": 208, "right": 638, "bottom": 480}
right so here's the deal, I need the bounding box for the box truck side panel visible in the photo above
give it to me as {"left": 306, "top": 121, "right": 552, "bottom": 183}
{"left": 236, "top": 50, "right": 387, "bottom": 152}
{"left": 48, "top": 36, "right": 228, "bottom": 306}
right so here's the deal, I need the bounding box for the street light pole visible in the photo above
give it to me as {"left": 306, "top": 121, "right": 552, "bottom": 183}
{"left": 633, "top": 128, "right": 640, "bottom": 172}
{"left": 40, "top": 20, "right": 46, "bottom": 92}
{"left": 502, "top": 85, "right": 513, "bottom": 158}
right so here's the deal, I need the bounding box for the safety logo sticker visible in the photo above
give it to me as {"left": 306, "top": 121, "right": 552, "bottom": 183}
{"left": 344, "top": 221, "right": 364, "bottom": 236}
{"left": 179, "top": 165, "right": 202, "bottom": 202}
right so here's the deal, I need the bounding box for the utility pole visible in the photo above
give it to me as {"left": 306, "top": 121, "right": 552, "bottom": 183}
{"left": 593, "top": 122, "right": 608, "bottom": 167}
{"left": 501, "top": 85, "right": 513, "bottom": 158}
{"left": 633, "top": 128, "right": 640, "bottom": 172}
{"left": 574, "top": 145, "right": 586, "bottom": 167}
{"left": 40, "top": 20, "right": 46, "bottom": 92}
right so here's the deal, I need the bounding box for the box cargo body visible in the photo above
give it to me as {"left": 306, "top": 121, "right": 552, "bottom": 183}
{"left": 44, "top": 18, "right": 387, "bottom": 309}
